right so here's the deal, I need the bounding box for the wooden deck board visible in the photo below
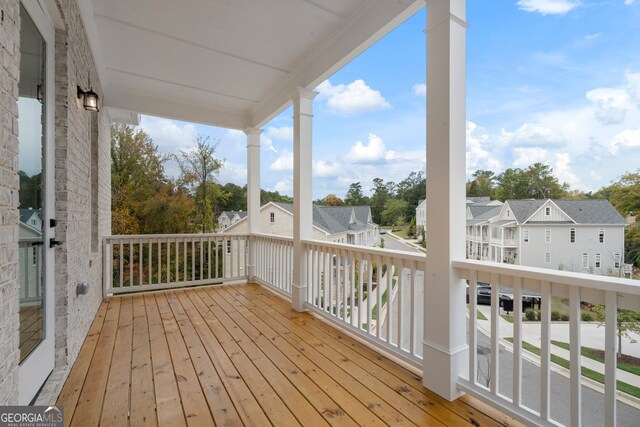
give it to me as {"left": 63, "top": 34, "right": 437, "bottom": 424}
{"left": 58, "top": 283, "right": 521, "bottom": 427}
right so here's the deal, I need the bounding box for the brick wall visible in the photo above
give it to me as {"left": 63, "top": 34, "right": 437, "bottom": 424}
{"left": 0, "top": 0, "right": 21, "bottom": 405}
{"left": 49, "top": 0, "right": 109, "bottom": 390}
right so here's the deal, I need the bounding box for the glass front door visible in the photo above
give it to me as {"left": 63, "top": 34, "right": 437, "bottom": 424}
{"left": 18, "top": 1, "right": 56, "bottom": 404}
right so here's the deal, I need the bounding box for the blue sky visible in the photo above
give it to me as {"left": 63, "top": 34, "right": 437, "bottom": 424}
{"left": 138, "top": 1, "right": 640, "bottom": 200}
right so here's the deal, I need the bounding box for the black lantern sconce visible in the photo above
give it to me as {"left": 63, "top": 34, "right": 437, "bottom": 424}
{"left": 77, "top": 85, "right": 99, "bottom": 112}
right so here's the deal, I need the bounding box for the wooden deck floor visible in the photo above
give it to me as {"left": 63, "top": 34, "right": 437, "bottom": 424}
{"left": 57, "top": 284, "right": 521, "bottom": 426}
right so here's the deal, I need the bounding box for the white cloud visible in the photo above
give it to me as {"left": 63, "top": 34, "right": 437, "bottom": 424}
{"left": 608, "top": 127, "right": 640, "bottom": 154}
{"left": 583, "top": 32, "right": 603, "bottom": 41}
{"left": 553, "top": 152, "right": 582, "bottom": 189}
{"left": 346, "top": 134, "right": 390, "bottom": 164}
{"left": 270, "top": 151, "right": 293, "bottom": 171}
{"left": 586, "top": 87, "right": 630, "bottom": 124}
{"left": 412, "top": 83, "right": 426, "bottom": 96}
{"left": 500, "top": 123, "right": 566, "bottom": 147}
{"left": 273, "top": 180, "right": 291, "bottom": 193}
{"left": 625, "top": 0, "right": 635, "bottom": 5}
{"left": 313, "top": 160, "right": 341, "bottom": 177}
{"left": 137, "top": 116, "right": 198, "bottom": 153}
{"left": 265, "top": 126, "right": 293, "bottom": 142}
{"left": 317, "top": 79, "right": 391, "bottom": 115}
{"left": 260, "top": 135, "right": 278, "bottom": 153}
{"left": 516, "top": 0, "right": 581, "bottom": 15}
{"left": 217, "top": 160, "right": 247, "bottom": 186}
{"left": 513, "top": 147, "right": 550, "bottom": 167}
{"left": 466, "top": 122, "right": 502, "bottom": 175}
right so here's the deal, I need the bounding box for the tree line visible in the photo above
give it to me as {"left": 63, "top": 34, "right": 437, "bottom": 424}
{"left": 111, "top": 124, "right": 291, "bottom": 235}
{"left": 112, "top": 123, "right": 639, "bottom": 266}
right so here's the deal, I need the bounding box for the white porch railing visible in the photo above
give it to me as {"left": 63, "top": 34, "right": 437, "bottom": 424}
{"left": 103, "top": 233, "right": 248, "bottom": 296}
{"left": 303, "top": 240, "right": 425, "bottom": 369}
{"left": 454, "top": 259, "right": 640, "bottom": 427}
{"left": 252, "top": 233, "right": 293, "bottom": 297}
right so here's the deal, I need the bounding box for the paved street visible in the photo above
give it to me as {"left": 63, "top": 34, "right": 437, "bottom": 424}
{"left": 380, "top": 233, "right": 422, "bottom": 253}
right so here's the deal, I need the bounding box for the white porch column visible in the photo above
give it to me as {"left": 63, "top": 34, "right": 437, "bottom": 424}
{"left": 423, "top": 0, "right": 468, "bottom": 400}
{"left": 292, "top": 87, "right": 317, "bottom": 311}
{"left": 245, "top": 127, "right": 262, "bottom": 281}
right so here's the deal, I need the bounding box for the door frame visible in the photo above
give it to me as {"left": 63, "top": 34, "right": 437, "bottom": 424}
{"left": 18, "top": 0, "right": 60, "bottom": 405}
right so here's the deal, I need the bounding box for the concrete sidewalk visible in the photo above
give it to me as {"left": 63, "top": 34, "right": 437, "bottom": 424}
{"left": 474, "top": 305, "right": 640, "bottom": 409}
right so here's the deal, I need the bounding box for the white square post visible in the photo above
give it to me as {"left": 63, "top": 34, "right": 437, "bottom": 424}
{"left": 423, "top": 0, "right": 469, "bottom": 400}
{"left": 292, "top": 87, "right": 317, "bottom": 311}
{"left": 245, "top": 127, "right": 262, "bottom": 281}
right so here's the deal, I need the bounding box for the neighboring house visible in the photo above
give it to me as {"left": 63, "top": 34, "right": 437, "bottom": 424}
{"left": 19, "top": 209, "right": 43, "bottom": 304}
{"left": 222, "top": 202, "right": 379, "bottom": 246}
{"left": 469, "top": 199, "right": 627, "bottom": 274}
{"left": 218, "top": 210, "right": 247, "bottom": 230}
{"left": 466, "top": 202, "right": 503, "bottom": 261}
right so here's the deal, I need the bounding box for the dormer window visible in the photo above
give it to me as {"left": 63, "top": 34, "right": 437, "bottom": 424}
{"left": 506, "top": 209, "right": 510, "bottom": 218}
{"left": 545, "top": 206, "right": 551, "bottom": 216}
{"left": 270, "top": 212, "right": 275, "bottom": 223}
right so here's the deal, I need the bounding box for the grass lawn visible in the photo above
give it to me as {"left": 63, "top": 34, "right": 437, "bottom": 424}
{"left": 505, "top": 338, "right": 640, "bottom": 398}
{"left": 551, "top": 340, "right": 640, "bottom": 376}
{"left": 501, "top": 314, "right": 513, "bottom": 323}
{"left": 477, "top": 310, "right": 487, "bottom": 321}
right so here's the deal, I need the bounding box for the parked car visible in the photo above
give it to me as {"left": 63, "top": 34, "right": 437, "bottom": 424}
{"left": 466, "top": 284, "right": 510, "bottom": 305}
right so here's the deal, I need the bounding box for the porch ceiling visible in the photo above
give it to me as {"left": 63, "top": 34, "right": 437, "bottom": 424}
{"left": 79, "top": 0, "right": 423, "bottom": 129}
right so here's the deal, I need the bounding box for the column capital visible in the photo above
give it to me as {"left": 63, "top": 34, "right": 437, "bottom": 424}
{"left": 291, "top": 86, "right": 319, "bottom": 102}
{"left": 243, "top": 126, "right": 263, "bottom": 137}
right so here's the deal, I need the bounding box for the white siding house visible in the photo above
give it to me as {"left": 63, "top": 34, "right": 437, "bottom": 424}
{"left": 222, "top": 202, "right": 379, "bottom": 246}
{"left": 218, "top": 210, "right": 247, "bottom": 230}
{"left": 469, "top": 199, "right": 627, "bottom": 275}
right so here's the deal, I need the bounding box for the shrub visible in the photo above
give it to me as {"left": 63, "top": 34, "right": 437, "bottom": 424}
{"left": 551, "top": 311, "right": 561, "bottom": 321}
{"left": 525, "top": 308, "right": 537, "bottom": 321}
{"left": 581, "top": 312, "right": 593, "bottom": 322}
{"left": 561, "top": 314, "right": 570, "bottom": 321}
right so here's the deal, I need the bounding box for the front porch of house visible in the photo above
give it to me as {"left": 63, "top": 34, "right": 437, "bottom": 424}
{"left": 57, "top": 283, "right": 519, "bottom": 426}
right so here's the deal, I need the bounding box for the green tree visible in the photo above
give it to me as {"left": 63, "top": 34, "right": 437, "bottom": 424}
{"left": 494, "top": 163, "right": 567, "bottom": 201}
{"left": 139, "top": 182, "right": 195, "bottom": 234}
{"left": 625, "top": 224, "right": 640, "bottom": 267}
{"left": 603, "top": 170, "right": 640, "bottom": 220}
{"left": 370, "top": 178, "right": 395, "bottom": 224}
{"left": 261, "top": 189, "right": 293, "bottom": 204}
{"left": 221, "top": 183, "right": 247, "bottom": 211}
{"left": 467, "top": 170, "right": 495, "bottom": 197}
{"left": 111, "top": 124, "right": 167, "bottom": 234}
{"left": 323, "top": 194, "right": 345, "bottom": 206}
{"left": 381, "top": 199, "right": 408, "bottom": 226}
{"left": 396, "top": 171, "right": 425, "bottom": 219}
{"left": 175, "top": 135, "right": 226, "bottom": 233}
{"left": 344, "top": 182, "right": 369, "bottom": 206}
{"left": 589, "top": 304, "right": 640, "bottom": 355}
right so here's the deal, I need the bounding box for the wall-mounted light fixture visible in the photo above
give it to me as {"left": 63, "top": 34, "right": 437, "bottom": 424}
{"left": 77, "top": 86, "right": 99, "bottom": 112}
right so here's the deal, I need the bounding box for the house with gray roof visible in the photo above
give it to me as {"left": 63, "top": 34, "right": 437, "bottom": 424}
{"left": 217, "top": 210, "right": 247, "bottom": 231}
{"left": 481, "top": 199, "right": 626, "bottom": 274}
{"left": 466, "top": 202, "right": 503, "bottom": 261}
{"left": 221, "top": 202, "right": 378, "bottom": 246}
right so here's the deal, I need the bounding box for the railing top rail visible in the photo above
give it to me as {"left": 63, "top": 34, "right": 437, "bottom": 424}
{"left": 105, "top": 233, "right": 249, "bottom": 241}
{"left": 302, "top": 238, "right": 426, "bottom": 263}
{"left": 453, "top": 259, "right": 640, "bottom": 295}
{"left": 251, "top": 233, "right": 294, "bottom": 242}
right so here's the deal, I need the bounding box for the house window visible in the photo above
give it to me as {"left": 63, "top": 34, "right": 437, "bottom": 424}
{"left": 226, "top": 240, "right": 231, "bottom": 254}
{"left": 31, "top": 219, "right": 37, "bottom": 226}
{"left": 270, "top": 212, "right": 275, "bottom": 223}
{"left": 582, "top": 253, "right": 588, "bottom": 269}
{"left": 523, "top": 227, "right": 529, "bottom": 243}
{"left": 32, "top": 248, "right": 37, "bottom": 266}
{"left": 570, "top": 228, "right": 576, "bottom": 243}
{"left": 595, "top": 254, "right": 601, "bottom": 268}
{"left": 507, "top": 209, "right": 511, "bottom": 218}
{"left": 598, "top": 228, "right": 605, "bottom": 243}
{"left": 545, "top": 252, "right": 551, "bottom": 263}
{"left": 545, "top": 206, "right": 551, "bottom": 216}
{"left": 614, "top": 253, "right": 621, "bottom": 269}
{"left": 545, "top": 228, "right": 551, "bottom": 243}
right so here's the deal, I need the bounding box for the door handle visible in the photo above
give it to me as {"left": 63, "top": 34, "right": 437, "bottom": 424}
{"left": 49, "top": 238, "right": 63, "bottom": 248}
